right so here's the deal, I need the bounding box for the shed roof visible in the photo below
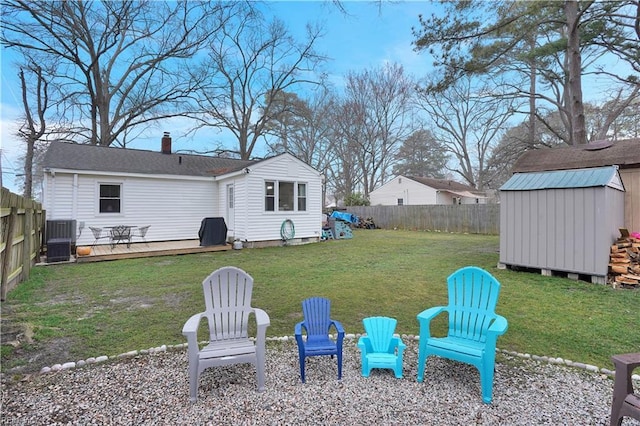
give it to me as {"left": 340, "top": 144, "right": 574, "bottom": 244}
{"left": 511, "top": 138, "right": 640, "bottom": 173}
{"left": 500, "top": 166, "right": 625, "bottom": 191}
{"left": 43, "top": 141, "right": 257, "bottom": 177}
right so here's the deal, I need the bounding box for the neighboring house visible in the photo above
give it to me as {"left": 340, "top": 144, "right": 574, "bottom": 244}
{"left": 369, "top": 176, "right": 487, "bottom": 206}
{"left": 511, "top": 138, "right": 640, "bottom": 232}
{"left": 42, "top": 136, "right": 324, "bottom": 247}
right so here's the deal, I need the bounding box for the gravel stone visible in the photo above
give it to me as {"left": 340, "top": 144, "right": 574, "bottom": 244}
{"left": 2, "top": 339, "right": 639, "bottom": 425}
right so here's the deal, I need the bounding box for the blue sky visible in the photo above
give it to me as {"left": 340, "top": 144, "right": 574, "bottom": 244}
{"left": 0, "top": 1, "right": 435, "bottom": 193}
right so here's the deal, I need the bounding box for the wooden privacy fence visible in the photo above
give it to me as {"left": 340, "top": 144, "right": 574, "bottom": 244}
{"left": 346, "top": 204, "right": 500, "bottom": 235}
{"left": 1, "top": 187, "right": 45, "bottom": 301}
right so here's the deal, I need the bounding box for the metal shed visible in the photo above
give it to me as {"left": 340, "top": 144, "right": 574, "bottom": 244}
{"left": 499, "top": 166, "right": 625, "bottom": 284}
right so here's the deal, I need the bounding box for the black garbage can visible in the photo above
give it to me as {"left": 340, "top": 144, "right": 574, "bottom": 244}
{"left": 198, "top": 217, "right": 228, "bottom": 246}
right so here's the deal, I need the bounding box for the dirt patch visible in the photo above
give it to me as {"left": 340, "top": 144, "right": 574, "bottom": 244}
{"left": 109, "top": 296, "right": 155, "bottom": 311}
{"left": 35, "top": 293, "right": 87, "bottom": 307}
{"left": 1, "top": 311, "right": 76, "bottom": 379}
{"left": 1, "top": 332, "right": 74, "bottom": 379}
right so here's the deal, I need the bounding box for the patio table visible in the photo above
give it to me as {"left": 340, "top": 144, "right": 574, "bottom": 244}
{"left": 106, "top": 225, "right": 135, "bottom": 249}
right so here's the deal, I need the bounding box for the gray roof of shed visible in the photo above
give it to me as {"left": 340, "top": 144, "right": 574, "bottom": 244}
{"left": 500, "top": 166, "right": 624, "bottom": 191}
{"left": 511, "top": 138, "right": 640, "bottom": 173}
{"left": 42, "top": 141, "right": 256, "bottom": 177}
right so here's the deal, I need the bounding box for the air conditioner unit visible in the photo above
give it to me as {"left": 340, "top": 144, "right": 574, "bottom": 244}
{"left": 46, "top": 220, "right": 77, "bottom": 244}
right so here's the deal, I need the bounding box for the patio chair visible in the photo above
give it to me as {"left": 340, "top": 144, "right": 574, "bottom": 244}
{"left": 89, "top": 227, "right": 109, "bottom": 247}
{"left": 109, "top": 225, "right": 131, "bottom": 249}
{"left": 358, "top": 316, "right": 405, "bottom": 378}
{"left": 417, "top": 266, "right": 508, "bottom": 404}
{"left": 610, "top": 352, "right": 640, "bottom": 426}
{"left": 134, "top": 225, "right": 150, "bottom": 246}
{"left": 182, "top": 267, "right": 270, "bottom": 403}
{"left": 295, "top": 297, "right": 344, "bottom": 383}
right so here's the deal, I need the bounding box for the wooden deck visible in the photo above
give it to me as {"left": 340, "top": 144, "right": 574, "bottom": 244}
{"left": 71, "top": 239, "right": 232, "bottom": 263}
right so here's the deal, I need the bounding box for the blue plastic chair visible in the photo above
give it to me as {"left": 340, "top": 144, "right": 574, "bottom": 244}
{"left": 295, "top": 297, "right": 344, "bottom": 383}
{"left": 417, "top": 266, "right": 508, "bottom": 404}
{"left": 358, "top": 316, "right": 406, "bottom": 378}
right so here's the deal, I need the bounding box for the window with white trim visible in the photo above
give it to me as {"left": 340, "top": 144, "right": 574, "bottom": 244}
{"left": 265, "top": 180, "right": 308, "bottom": 212}
{"left": 279, "top": 181, "right": 294, "bottom": 211}
{"left": 99, "top": 183, "right": 121, "bottom": 213}
{"left": 297, "top": 183, "right": 307, "bottom": 211}
{"left": 265, "top": 181, "right": 275, "bottom": 211}
{"left": 397, "top": 198, "right": 404, "bottom": 206}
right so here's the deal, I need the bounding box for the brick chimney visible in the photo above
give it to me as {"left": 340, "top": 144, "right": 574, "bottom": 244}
{"left": 161, "top": 132, "right": 171, "bottom": 154}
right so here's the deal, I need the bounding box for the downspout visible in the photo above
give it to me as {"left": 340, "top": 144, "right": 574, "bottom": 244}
{"left": 72, "top": 173, "right": 78, "bottom": 220}
{"left": 49, "top": 170, "right": 56, "bottom": 217}
{"left": 244, "top": 171, "right": 249, "bottom": 243}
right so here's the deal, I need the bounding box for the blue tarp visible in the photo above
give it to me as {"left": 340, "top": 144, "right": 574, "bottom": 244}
{"left": 330, "top": 211, "right": 359, "bottom": 224}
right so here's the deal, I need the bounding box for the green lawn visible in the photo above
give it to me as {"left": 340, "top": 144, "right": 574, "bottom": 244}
{"left": 2, "top": 229, "right": 638, "bottom": 373}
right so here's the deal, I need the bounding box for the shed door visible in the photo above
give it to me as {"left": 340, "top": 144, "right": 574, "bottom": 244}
{"left": 226, "top": 184, "right": 235, "bottom": 234}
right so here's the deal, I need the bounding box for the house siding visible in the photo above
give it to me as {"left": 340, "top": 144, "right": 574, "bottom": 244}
{"left": 45, "top": 172, "right": 216, "bottom": 246}
{"left": 369, "top": 176, "right": 485, "bottom": 206}
{"left": 370, "top": 177, "right": 438, "bottom": 206}
{"left": 225, "top": 155, "right": 322, "bottom": 243}
{"left": 42, "top": 147, "right": 323, "bottom": 247}
{"left": 45, "top": 174, "right": 75, "bottom": 219}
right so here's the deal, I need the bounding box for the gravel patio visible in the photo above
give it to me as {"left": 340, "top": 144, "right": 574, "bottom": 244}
{"left": 2, "top": 338, "right": 632, "bottom": 425}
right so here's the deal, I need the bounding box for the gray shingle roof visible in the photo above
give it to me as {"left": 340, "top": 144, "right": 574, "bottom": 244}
{"left": 511, "top": 138, "right": 640, "bottom": 173}
{"left": 407, "top": 176, "right": 480, "bottom": 192}
{"left": 42, "top": 141, "right": 256, "bottom": 177}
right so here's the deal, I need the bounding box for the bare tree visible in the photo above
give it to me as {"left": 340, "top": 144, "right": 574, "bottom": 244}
{"left": 416, "top": 76, "right": 516, "bottom": 189}
{"left": 1, "top": 0, "right": 232, "bottom": 146}
{"left": 17, "top": 61, "right": 49, "bottom": 198}
{"left": 264, "top": 88, "right": 337, "bottom": 170}
{"left": 336, "top": 63, "right": 415, "bottom": 197}
{"left": 328, "top": 99, "right": 367, "bottom": 203}
{"left": 192, "top": 6, "right": 325, "bottom": 160}
{"left": 589, "top": 86, "right": 640, "bottom": 140}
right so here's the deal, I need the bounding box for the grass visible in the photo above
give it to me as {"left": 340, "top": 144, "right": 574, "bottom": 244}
{"left": 1, "top": 229, "right": 639, "bottom": 373}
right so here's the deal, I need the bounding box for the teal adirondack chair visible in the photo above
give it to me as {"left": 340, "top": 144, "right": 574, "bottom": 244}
{"left": 358, "top": 316, "right": 405, "bottom": 378}
{"left": 417, "top": 266, "right": 508, "bottom": 404}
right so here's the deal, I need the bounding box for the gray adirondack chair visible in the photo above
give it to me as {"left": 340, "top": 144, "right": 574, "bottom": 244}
{"left": 182, "top": 267, "right": 270, "bottom": 403}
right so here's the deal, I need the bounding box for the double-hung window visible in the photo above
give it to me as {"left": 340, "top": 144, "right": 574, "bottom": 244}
{"left": 99, "top": 183, "right": 121, "bottom": 213}
{"left": 265, "top": 182, "right": 275, "bottom": 211}
{"left": 279, "top": 182, "right": 294, "bottom": 211}
{"left": 297, "top": 183, "right": 307, "bottom": 211}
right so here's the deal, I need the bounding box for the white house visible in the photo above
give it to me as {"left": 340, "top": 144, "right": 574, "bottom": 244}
{"left": 42, "top": 136, "right": 324, "bottom": 247}
{"left": 369, "top": 176, "right": 487, "bottom": 206}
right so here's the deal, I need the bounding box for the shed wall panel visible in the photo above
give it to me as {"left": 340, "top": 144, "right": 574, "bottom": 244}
{"left": 500, "top": 184, "right": 624, "bottom": 277}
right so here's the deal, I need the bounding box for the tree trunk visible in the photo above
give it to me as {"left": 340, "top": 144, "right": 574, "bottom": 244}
{"left": 528, "top": 35, "right": 537, "bottom": 147}
{"left": 565, "top": 0, "right": 587, "bottom": 145}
